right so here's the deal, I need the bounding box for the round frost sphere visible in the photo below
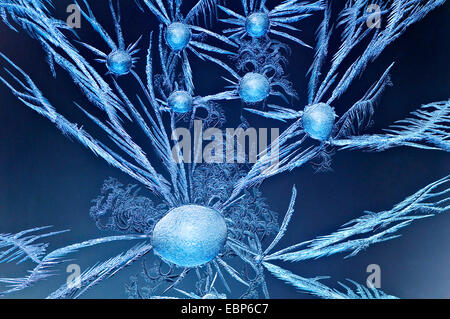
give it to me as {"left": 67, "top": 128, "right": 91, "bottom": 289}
{"left": 168, "top": 90, "right": 193, "bottom": 113}
{"left": 239, "top": 72, "right": 270, "bottom": 103}
{"left": 152, "top": 205, "right": 228, "bottom": 267}
{"left": 166, "top": 22, "right": 192, "bottom": 51}
{"left": 302, "top": 103, "right": 336, "bottom": 141}
{"left": 106, "top": 50, "right": 133, "bottom": 75}
{"left": 245, "top": 12, "right": 270, "bottom": 38}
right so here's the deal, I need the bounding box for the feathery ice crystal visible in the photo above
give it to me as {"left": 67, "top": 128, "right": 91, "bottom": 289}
{"left": 0, "top": 0, "right": 448, "bottom": 299}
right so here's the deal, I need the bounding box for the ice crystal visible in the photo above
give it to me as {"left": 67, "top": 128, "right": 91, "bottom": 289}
{"left": 0, "top": 0, "right": 448, "bottom": 299}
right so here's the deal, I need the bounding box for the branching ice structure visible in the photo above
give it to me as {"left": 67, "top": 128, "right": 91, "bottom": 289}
{"left": 0, "top": 0, "right": 448, "bottom": 299}
{"left": 332, "top": 100, "right": 450, "bottom": 152}
{"left": 75, "top": 0, "right": 142, "bottom": 76}
{"left": 219, "top": 0, "right": 324, "bottom": 46}
{"left": 201, "top": 36, "right": 300, "bottom": 118}
{"left": 139, "top": 0, "right": 237, "bottom": 92}
{"left": 206, "top": 0, "right": 326, "bottom": 115}
{"left": 149, "top": 42, "right": 227, "bottom": 126}
{"left": 237, "top": 0, "right": 449, "bottom": 180}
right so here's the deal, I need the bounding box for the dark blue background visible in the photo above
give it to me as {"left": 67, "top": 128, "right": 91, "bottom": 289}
{"left": 0, "top": 0, "right": 449, "bottom": 298}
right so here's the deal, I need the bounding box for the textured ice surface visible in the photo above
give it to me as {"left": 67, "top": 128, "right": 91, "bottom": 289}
{"left": 239, "top": 72, "right": 270, "bottom": 103}
{"left": 0, "top": 0, "right": 447, "bottom": 300}
{"left": 168, "top": 90, "right": 194, "bottom": 113}
{"left": 152, "top": 205, "right": 227, "bottom": 267}
{"left": 106, "top": 50, "right": 133, "bottom": 75}
{"left": 302, "top": 103, "right": 336, "bottom": 141}
{"left": 165, "top": 22, "right": 192, "bottom": 51}
{"left": 245, "top": 12, "right": 270, "bottom": 38}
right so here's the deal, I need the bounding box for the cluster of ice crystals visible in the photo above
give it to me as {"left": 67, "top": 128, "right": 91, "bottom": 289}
{"left": 0, "top": 0, "right": 447, "bottom": 300}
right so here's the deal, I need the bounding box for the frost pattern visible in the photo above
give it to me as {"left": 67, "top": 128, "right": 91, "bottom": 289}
{"left": 0, "top": 0, "right": 448, "bottom": 299}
